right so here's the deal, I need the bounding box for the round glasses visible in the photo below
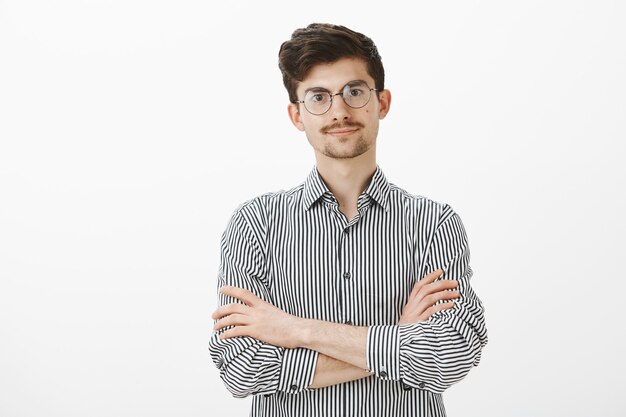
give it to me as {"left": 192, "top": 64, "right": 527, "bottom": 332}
{"left": 293, "top": 81, "right": 377, "bottom": 115}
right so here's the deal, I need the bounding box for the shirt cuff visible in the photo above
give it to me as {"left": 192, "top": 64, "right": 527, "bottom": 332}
{"left": 366, "top": 325, "right": 400, "bottom": 381}
{"left": 277, "top": 348, "right": 319, "bottom": 394}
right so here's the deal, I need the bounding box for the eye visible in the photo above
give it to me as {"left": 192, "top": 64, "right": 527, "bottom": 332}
{"left": 306, "top": 91, "right": 329, "bottom": 104}
{"left": 348, "top": 88, "right": 365, "bottom": 97}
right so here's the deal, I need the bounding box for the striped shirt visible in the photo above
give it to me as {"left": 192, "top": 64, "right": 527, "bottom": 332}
{"left": 209, "top": 166, "right": 488, "bottom": 417}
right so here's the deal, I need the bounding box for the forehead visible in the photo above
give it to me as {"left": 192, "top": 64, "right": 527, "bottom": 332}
{"left": 297, "top": 57, "right": 374, "bottom": 94}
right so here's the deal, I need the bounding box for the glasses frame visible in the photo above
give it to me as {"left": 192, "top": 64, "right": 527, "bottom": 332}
{"left": 292, "top": 81, "right": 378, "bottom": 116}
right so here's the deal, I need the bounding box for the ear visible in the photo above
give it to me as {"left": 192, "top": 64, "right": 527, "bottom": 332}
{"left": 377, "top": 89, "right": 392, "bottom": 120}
{"left": 288, "top": 103, "right": 306, "bottom": 131}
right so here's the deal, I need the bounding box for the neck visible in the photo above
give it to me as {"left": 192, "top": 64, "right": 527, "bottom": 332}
{"left": 315, "top": 149, "right": 377, "bottom": 219}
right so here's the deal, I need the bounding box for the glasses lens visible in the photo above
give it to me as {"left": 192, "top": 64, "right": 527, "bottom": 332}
{"left": 304, "top": 91, "right": 331, "bottom": 115}
{"left": 342, "top": 83, "right": 371, "bottom": 109}
{"left": 301, "top": 82, "right": 374, "bottom": 115}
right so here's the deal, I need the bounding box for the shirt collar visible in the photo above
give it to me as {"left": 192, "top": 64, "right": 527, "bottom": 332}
{"left": 362, "top": 166, "right": 391, "bottom": 212}
{"left": 302, "top": 167, "right": 329, "bottom": 210}
{"left": 302, "top": 165, "right": 391, "bottom": 212}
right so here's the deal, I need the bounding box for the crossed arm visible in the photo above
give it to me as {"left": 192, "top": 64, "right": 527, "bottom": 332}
{"left": 209, "top": 208, "right": 487, "bottom": 397}
{"left": 212, "top": 269, "right": 459, "bottom": 389}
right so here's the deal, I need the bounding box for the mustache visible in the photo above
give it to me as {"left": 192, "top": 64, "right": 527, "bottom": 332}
{"left": 320, "top": 121, "right": 364, "bottom": 134}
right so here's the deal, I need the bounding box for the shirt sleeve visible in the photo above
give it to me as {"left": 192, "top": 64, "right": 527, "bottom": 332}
{"left": 208, "top": 207, "right": 319, "bottom": 398}
{"left": 366, "top": 205, "right": 488, "bottom": 393}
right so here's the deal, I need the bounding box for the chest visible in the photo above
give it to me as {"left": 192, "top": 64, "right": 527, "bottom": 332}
{"left": 265, "top": 206, "right": 422, "bottom": 325}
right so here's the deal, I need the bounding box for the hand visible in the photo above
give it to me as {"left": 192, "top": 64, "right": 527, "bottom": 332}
{"left": 398, "top": 269, "right": 459, "bottom": 325}
{"left": 212, "top": 286, "right": 304, "bottom": 349}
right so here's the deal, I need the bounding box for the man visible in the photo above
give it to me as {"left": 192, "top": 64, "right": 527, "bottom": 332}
{"left": 209, "top": 23, "right": 487, "bottom": 416}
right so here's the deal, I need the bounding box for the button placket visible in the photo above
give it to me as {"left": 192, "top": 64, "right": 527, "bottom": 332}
{"left": 339, "top": 224, "right": 354, "bottom": 326}
{"left": 337, "top": 226, "right": 347, "bottom": 324}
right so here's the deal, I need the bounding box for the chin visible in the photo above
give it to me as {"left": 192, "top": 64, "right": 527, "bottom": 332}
{"left": 323, "top": 146, "right": 370, "bottom": 160}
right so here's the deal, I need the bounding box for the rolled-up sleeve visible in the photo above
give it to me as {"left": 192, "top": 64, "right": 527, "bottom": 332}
{"left": 366, "top": 205, "right": 488, "bottom": 393}
{"left": 208, "top": 207, "right": 319, "bottom": 398}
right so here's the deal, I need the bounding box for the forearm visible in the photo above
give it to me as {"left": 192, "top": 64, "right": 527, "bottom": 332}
{"left": 299, "top": 319, "right": 369, "bottom": 370}
{"left": 297, "top": 308, "right": 485, "bottom": 394}
{"left": 309, "top": 354, "right": 372, "bottom": 389}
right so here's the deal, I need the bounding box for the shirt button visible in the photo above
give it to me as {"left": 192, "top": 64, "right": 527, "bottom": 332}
{"left": 380, "top": 371, "right": 388, "bottom": 378}
{"left": 343, "top": 272, "right": 351, "bottom": 279}
{"left": 418, "top": 382, "right": 426, "bottom": 389}
{"left": 402, "top": 382, "right": 412, "bottom": 391}
{"left": 290, "top": 384, "right": 298, "bottom": 391}
{"left": 345, "top": 320, "right": 352, "bottom": 325}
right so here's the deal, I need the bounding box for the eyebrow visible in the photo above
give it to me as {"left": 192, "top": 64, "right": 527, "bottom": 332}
{"left": 303, "top": 79, "right": 369, "bottom": 94}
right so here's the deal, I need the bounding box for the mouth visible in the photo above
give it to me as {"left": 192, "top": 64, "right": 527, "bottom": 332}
{"left": 325, "top": 128, "right": 359, "bottom": 138}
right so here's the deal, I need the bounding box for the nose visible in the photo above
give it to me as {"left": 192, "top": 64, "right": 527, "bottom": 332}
{"left": 328, "top": 92, "right": 352, "bottom": 120}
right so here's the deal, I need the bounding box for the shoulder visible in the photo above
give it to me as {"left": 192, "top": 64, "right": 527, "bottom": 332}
{"left": 227, "top": 181, "right": 305, "bottom": 225}
{"left": 387, "top": 183, "right": 471, "bottom": 251}
{"left": 387, "top": 182, "right": 458, "bottom": 224}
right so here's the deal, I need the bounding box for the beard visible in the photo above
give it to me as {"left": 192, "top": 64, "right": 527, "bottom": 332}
{"left": 316, "top": 121, "right": 373, "bottom": 159}
{"left": 321, "top": 135, "right": 371, "bottom": 159}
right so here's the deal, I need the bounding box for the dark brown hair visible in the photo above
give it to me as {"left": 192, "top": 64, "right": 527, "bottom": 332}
{"left": 278, "top": 23, "right": 385, "bottom": 103}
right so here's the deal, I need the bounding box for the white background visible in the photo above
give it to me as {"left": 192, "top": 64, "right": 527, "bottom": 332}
{"left": 1, "top": 1, "right": 625, "bottom": 416}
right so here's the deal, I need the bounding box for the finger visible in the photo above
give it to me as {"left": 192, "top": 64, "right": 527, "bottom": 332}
{"left": 218, "top": 326, "right": 248, "bottom": 340}
{"left": 420, "top": 269, "right": 444, "bottom": 286}
{"left": 418, "top": 290, "right": 460, "bottom": 310}
{"left": 404, "top": 290, "right": 459, "bottom": 321}
{"left": 211, "top": 303, "right": 249, "bottom": 320}
{"left": 423, "top": 288, "right": 460, "bottom": 304}
{"left": 417, "top": 288, "right": 459, "bottom": 310}
{"left": 213, "top": 313, "right": 249, "bottom": 331}
{"left": 417, "top": 279, "right": 458, "bottom": 299}
{"left": 428, "top": 268, "right": 444, "bottom": 279}
{"left": 418, "top": 301, "right": 455, "bottom": 321}
{"left": 409, "top": 269, "right": 444, "bottom": 299}
{"left": 220, "top": 286, "right": 260, "bottom": 306}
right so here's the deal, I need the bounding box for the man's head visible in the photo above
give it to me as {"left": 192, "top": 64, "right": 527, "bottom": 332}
{"left": 278, "top": 23, "right": 385, "bottom": 104}
{"left": 279, "top": 23, "right": 391, "bottom": 163}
